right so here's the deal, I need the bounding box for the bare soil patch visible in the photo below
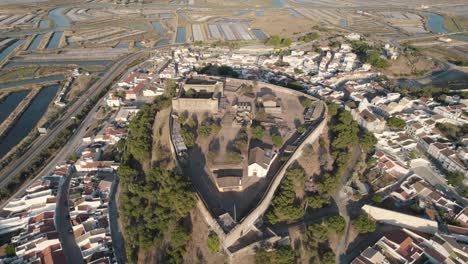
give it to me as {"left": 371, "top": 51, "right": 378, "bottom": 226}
{"left": 184, "top": 208, "right": 227, "bottom": 264}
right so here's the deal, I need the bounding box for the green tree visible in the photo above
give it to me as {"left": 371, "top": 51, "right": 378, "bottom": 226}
{"left": 446, "top": 171, "right": 464, "bottom": 186}
{"left": 294, "top": 68, "right": 304, "bottom": 74}
{"left": 297, "top": 126, "right": 306, "bottom": 134}
{"left": 197, "top": 125, "right": 212, "bottom": 137}
{"left": 353, "top": 215, "right": 376, "bottom": 233}
{"left": 327, "top": 102, "right": 338, "bottom": 116}
{"left": 181, "top": 128, "right": 195, "bottom": 147}
{"left": 326, "top": 215, "right": 346, "bottom": 234}
{"left": 272, "top": 135, "right": 283, "bottom": 147}
{"left": 361, "top": 131, "right": 377, "bottom": 152}
{"left": 306, "top": 195, "right": 329, "bottom": 209}
{"left": 306, "top": 224, "right": 328, "bottom": 244}
{"left": 330, "top": 110, "right": 359, "bottom": 151}
{"left": 185, "top": 89, "right": 195, "bottom": 97}
{"left": 321, "top": 250, "right": 335, "bottom": 264}
{"left": 165, "top": 226, "right": 191, "bottom": 262}
{"left": 435, "top": 123, "right": 461, "bottom": 140}
{"left": 178, "top": 115, "right": 187, "bottom": 124}
{"left": 68, "top": 153, "right": 79, "bottom": 162}
{"left": 366, "top": 50, "right": 390, "bottom": 69}
{"left": 116, "top": 165, "right": 138, "bottom": 182}
{"left": 207, "top": 234, "right": 220, "bottom": 253}
{"left": 218, "top": 65, "right": 238, "bottom": 77}
{"left": 386, "top": 117, "right": 406, "bottom": 130}
{"left": 185, "top": 118, "right": 197, "bottom": 128}
{"left": 372, "top": 194, "right": 383, "bottom": 204}
{"left": 234, "top": 129, "right": 249, "bottom": 150}
{"left": 267, "top": 168, "right": 306, "bottom": 224}
{"left": 251, "top": 126, "right": 265, "bottom": 140}
{"left": 265, "top": 35, "right": 292, "bottom": 47}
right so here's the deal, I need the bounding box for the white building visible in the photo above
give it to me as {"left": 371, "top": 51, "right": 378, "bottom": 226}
{"left": 248, "top": 147, "right": 275, "bottom": 178}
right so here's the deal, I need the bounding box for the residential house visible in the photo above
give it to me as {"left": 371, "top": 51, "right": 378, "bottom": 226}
{"left": 248, "top": 147, "right": 275, "bottom": 178}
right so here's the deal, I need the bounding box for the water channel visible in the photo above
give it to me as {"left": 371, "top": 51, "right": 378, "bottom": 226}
{"left": 48, "top": 7, "right": 70, "bottom": 29}
{"left": 0, "top": 75, "right": 64, "bottom": 90}
{"left": 27, "top": 34, "right": 44, "bottom": 51}
{"left": 0, "top": 85, "right": 60, "bottom": 158}
{"left": 4, "top": 60, "right": 111, "bottom": 68}
{"left": 46, "top": 32, "right": 63, "bottom": 49}
{"left": 0, "top": 91, "right": 30, "bottom": 125}
{"left": 176, "top": 27, "right": 186, "bottom": 43}
{"left": 0, "top": 40, "right": 24, "bottom": 63}
{"left": 426, "top": 12, "right": 468, "bottom": 41}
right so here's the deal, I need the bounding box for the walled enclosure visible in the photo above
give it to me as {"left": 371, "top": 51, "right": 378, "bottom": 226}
{"left": 169, "top": 78, "right": 328, "bottom": 252}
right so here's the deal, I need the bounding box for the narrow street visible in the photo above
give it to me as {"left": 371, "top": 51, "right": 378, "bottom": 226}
{"left": 56, "top": 172, "right": 83, "bottom": 264}
{"left": 109, "top": 177, "right": 126, "bottom": 264}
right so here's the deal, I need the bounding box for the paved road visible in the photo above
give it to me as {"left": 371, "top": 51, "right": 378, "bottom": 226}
{"left": 0, "top": 52, "right": 146, "bottom": 209}
{"left": 56, "top": 170, "right": 83, "bottom": 264}
{"left": 411, "top": 159, "right": 468, "bottom": 207}
{"left": 109, "top": 177, "right": 126, "bottom": 264}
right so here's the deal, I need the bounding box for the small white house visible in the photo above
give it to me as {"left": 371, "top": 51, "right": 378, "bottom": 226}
{"left": 248, "top": 147, "right": 275, "bottom": 178}
{"left": 106, "top": 93, "right": 122, "bottom": 108}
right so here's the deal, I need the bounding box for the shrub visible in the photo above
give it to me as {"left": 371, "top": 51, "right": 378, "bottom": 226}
{"left": 361, "top": 131, "right": 377, "bottom": 152}
{"left": 272, "top": 135, "right": 283, "bottom": 147}
{"left": 197, "top": 125, "right": 212, "bottom": 137}
{"left": 446, "top": 171, "right": 464, "bottom": 186}
{"left": 386, "top": 117, "right": 406, "bottom": 130}
{"left": 251, "top": 126, "right": 265, "bottom": 140}
{"left": 5, "top": 244, "right": 15, "bottom": 257}
{"left": 326, "top": 215, "right": 346, "bottom": 234}
{"left": 207, "top": 234, "right": 220, "bottom": 253}
{"left": 297, "top": 126, "right": 306, "bottom": 134}
{"left": 181, "top": 128, "right": 195, "bottom": 147}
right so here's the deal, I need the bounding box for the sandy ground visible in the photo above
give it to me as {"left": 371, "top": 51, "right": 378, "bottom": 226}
{"left": 184, "top": 208, "right": 227, "bottom": 264}
{"left": 297, "top": 140, "right": 321, "bottom": 178}
{"left": 66, "top": 74, "right": 97, "bottom": 102}
{"left": 383, "top": 53, "right": 437, "bottom": 77}
{"left": 151, "top": 107, "right": 174, "bottom": 169}
{"left": 250, "top": 10, "right": 317, "bottom": 37}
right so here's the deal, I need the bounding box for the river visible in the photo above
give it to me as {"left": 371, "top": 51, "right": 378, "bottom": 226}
{"left": 0, "top": 85, "right": 60, "bottom": 158}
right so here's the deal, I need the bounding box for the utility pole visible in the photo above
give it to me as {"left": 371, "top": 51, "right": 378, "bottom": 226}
{"left": 234, "top": 203, "right": 237, "bottom": 223}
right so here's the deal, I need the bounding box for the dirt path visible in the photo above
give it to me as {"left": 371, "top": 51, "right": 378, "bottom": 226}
{"left": 333, "top": 144, "right": 362, "bottom": 262}
{"left": 151, "top": 108, "right": 173, "bottom": 169}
